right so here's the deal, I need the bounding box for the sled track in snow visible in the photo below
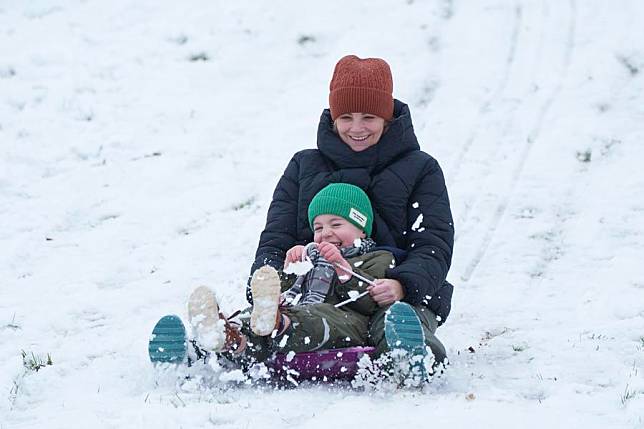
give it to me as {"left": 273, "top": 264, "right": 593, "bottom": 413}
{"left": 448, "top": 2, "right": 522, "bottom": 183}
{"left": 450, "top": 1, "right": 522, "bottom": 246}
{"left": 459, "top": 0, "right": 577, "bottom": 283}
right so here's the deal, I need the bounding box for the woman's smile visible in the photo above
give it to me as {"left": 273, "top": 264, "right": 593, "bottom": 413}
{"left": 335, "top": 113, "right": 385, "bottom": 152}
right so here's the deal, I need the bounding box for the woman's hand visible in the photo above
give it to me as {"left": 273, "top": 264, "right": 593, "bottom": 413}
{"left": 317, "top": 242, "right": 352, "bottom": 281}
{"left": 284, "top": 245, "right": 308, "bottom": 268}
{"left": 368, "top": 279, "right": 405, "bottom": 306}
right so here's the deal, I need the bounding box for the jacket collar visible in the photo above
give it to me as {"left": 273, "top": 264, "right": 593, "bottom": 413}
{"left": 316, "top": 99, "right": 420, "bottom": 171}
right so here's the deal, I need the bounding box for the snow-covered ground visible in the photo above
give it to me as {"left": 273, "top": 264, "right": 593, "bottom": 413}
{"left": 1, "top": 0, "right": 643, "bottom": 427}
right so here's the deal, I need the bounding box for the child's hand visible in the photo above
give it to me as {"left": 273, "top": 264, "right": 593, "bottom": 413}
{"left": 317, "top": 242, "right": 343, "bottom": 263}
{"left": 318, "top": 242, "right": 352, "bottom": 281}
{"left": 284, "top": 245, "right": 309, "bottom": 268}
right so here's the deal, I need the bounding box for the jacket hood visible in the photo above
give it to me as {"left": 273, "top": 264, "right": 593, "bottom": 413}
{"left": 317, "top": 99, "right": 420, "bottom": 171}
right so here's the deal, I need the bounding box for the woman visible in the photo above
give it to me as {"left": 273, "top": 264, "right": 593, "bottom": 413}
{"left": 249, "top": 55, "right": 454, "bottom": 365}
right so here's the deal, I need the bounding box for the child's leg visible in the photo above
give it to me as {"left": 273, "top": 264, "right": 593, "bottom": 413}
{"left": 220, "top": 304, "right": 370, "bottom": 368}
{"left": 274, "top": 304, "right": 369, "bottom": 352}
{"left": 206, "top": 265, "right": 370, "bottom": 367}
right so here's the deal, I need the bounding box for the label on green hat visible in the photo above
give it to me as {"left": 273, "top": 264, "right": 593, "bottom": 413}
{"left": 349, "top": 208, "right": 367, "bottom": 228}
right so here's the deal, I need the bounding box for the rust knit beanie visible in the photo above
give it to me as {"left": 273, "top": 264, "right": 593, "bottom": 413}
{"left": 329, "top": 55, "right": 394, "bottom": 121}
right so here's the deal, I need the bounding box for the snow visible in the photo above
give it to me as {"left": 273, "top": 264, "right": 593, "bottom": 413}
{"left": 283, "top": 259, "right": 314, "bottom": 276}
{"left": 411, "top": 213, "right": 424, "bottom": 231}
{"left": 348, "top": 291, "right": 361, "bottom": 301}
{"left": 1, "top": 0, "right": 643, "bottom": 428}
{"left": 278, "top": 335, "right": 289, "bottom": 349}
{"left": 194, "top": 318, "right": 226, "bottom": 351}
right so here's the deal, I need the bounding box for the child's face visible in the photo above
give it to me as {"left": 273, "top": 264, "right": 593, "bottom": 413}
{"left": 313, "top": 214, "right": 366, "bottom": 248}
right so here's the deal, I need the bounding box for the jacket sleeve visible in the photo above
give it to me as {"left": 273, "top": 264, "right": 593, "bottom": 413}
{"left": 386, "top": 158, "right": 454, "bottom": 307}
{"left": 247, "top": 154, "right": 302, "bottom": 303}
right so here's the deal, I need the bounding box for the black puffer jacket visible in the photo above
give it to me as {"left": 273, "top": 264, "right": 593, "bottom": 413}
{"left": 250, "top": 100, "right": 455, "bottom": 324}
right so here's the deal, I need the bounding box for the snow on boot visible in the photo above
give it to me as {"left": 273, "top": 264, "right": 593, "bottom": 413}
{"left": 188, "top": 285, "right": 246, "bottom": 354}
{"left": 250, "top": 265, "right": 282, "bottom": 336}
{"left": 188, "top": 285, "right": 226, "bottom": 351}
{"left": 148, "top": 315, "right": 188, "bottom": 364}
{"left": 384, "top": 302, "right": 428, "bottom": 384}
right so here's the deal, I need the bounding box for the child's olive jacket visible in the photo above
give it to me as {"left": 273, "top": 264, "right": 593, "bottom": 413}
{"left": 279, "top": 249, "right": 395, "bottom": 316}
{"left": 332, "top": 250, "right": 394, "bottom": 316}
{"left": 250, "top": 100, "right": 455, "bottom": 325}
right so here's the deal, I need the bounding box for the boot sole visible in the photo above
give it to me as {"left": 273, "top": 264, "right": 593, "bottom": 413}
{"left": 187, "top": 285, "right": 225, "bottom": 351}
{"left": 384, "top": 302, "right": 428, "bottom": 381}
{"left": 148, "top": 315, "right": 187, "bottom": 364}
{"left": 250, "top": 266, "right": 281, "bottom": 336}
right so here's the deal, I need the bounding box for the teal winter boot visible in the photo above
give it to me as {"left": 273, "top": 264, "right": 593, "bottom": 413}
{"left": 148, "top": 315, "right": 188, "bottom": 364}
{"left": 384, "top": 302, "right": 428, "bottom": 384}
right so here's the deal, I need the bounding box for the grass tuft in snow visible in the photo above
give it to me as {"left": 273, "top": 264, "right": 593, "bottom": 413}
{"left": 0, "top": 65, "right": 16, "bottom": 78}
{"left": 297, "top": 35, "right": 316, "bottom": 45}
{"left": 616, "top": 55, "right": 640, "bottom": 76}
{"left": 21, "top": 350, "right": 53, "bottom": 372}
{"left": 4, "top": 313, "right": 21, "bottom": 330}
{"left": 189, "top": 52, "right": 209, "bottom": 62}
{"left": 620, "top": 383, "right": 640, "bottom": 406}
{"left": 620, "top": 361, "right": 642, "bottom": 406}
{"left": 231, "top": 196, "right": 256, "bottom": 211}
{"left": 576, "top": 149, "right": 592, "bottom": 163}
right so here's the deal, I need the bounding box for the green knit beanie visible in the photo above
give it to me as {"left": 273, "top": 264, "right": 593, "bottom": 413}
{"left": 308, "top": 183, "right": 373, "bottom": 236}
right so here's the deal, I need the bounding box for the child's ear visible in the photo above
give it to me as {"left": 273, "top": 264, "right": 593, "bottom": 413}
{"left": 360, "top": 231, "right": 366, "bottom": 238}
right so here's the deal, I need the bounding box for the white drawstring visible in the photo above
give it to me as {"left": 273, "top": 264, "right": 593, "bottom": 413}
{"left": 333, "top": 262, "right": 377, "bottom": 286}
{"left": 334, "top": 290, "right": 370, "bottom": 308}
{"left": 333, "top": 263, "right": 376, "bottom": 308}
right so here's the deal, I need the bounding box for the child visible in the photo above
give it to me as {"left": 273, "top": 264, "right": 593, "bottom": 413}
{"left": 280, "top": 182, "right": 395, "bottom": 313}
{"left": 187, "top": 183, "right": 396, "bottom": 365}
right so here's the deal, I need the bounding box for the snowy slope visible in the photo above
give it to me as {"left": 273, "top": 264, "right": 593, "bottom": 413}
{"left": 1, "top": 0, "right": 643, "bottom": 427}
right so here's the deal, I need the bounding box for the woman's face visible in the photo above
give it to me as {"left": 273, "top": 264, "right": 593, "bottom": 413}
{"left": 334, "top": 113, "right": 386, "bottom": 152}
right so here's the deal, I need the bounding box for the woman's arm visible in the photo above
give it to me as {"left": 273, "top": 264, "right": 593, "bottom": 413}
{"left": 247, "top": 155, "right": 302, "bottom": 303}
{"left": 386, "top": 157, "right": 454, "bottom": 306}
